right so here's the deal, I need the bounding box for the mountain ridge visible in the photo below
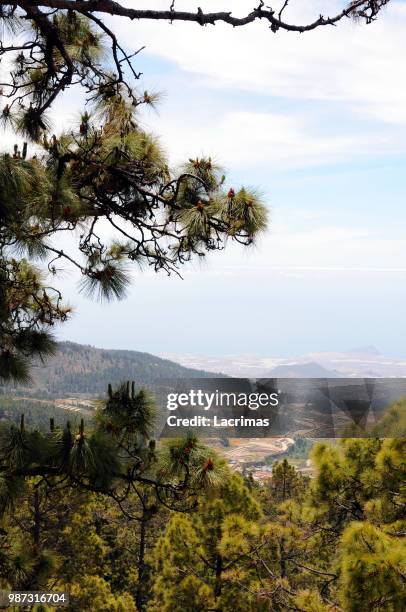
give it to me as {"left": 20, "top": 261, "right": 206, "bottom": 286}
{"left": 8, "top": 341, "right": 221, "bottom": 398}
{"left": 267, "top": 361, "right": 339, "bottom": 378}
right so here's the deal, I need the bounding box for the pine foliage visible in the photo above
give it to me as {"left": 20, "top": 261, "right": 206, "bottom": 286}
{"left": 0, "top": 12, "right": 268, "bottom": 383}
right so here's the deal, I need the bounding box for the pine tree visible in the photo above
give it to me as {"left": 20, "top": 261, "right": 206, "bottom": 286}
{"left": 305, "top": 436, "right": 406, "bottom": 610}
{"left": 148, "top": 471, "right": 267, "bottom": 612}
{"left": 270, "top": 458, "right": 308, "bottom": 504}
{"left": 1, "top": 419, "right": 404, "bottom": 610}
{"left": 0, "top": 10, "right": 268, "bottom": 383}
{"left": 0, "top": 1, "right": 391, "bottom": 383}
{"left": 0, "top": 382, "right": 228, "bottom": 520}
{"left": 339, "top": 521, "right": 405, "bottom": 611}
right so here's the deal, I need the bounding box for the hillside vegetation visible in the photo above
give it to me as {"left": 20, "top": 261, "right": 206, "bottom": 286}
{"left": 8, "top": 341, "right": 216, "bottom": 398}
{"left": 0, "top": 389, "right": 404, "bottom": 612}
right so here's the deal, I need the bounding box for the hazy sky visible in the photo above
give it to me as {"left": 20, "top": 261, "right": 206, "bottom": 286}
{"left": 6, "top": 1, "right": 406, "bottom": 357}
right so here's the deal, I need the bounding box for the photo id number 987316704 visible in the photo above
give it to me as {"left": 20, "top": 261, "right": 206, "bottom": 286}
{"left": 0, "top": 591, "right": 69, "bottom": 607}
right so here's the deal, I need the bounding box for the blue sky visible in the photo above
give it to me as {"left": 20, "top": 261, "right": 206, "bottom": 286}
{"left": 6, "top": 1, "right": 406, "bottom": 357}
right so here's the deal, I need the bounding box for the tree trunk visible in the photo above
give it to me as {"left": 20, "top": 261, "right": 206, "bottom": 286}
{"left": 280, "top": 536, "right": 286, "bottom": 579}
{"left": 32, "top": 490, "right": 41, "bottom": 553}
{"left": 214, "top": 553, "right": 223, "bottom": 598}
{"left": 136, "top": 511, "right": 147, "bottom": 611}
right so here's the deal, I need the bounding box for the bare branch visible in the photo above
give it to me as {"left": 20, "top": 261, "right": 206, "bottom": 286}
{"left": 0, "top": 1, "right": 392, "bottom": 33}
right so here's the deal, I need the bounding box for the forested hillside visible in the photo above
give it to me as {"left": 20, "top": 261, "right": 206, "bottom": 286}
{"left": 0, "top": 390, "right": 404, "bottom": 611}
{"left": 0, "top": 396, "right": 93, "bottom": 430}
{"left": 9, "top": 342, "right": 217, "bottom": 397}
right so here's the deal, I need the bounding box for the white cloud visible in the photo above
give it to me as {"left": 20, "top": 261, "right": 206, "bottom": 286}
{"left": 153, "top": 109, "right": 401, "bottom": 170}
{"left": 182, "top": 222, "right": 406, "bottom": 278}
{"left": 3, "top": 1, "right": 406, "bottom": 168}
{"left": 259, "top": 225, "right": 406, "bottom": 272}
{"left": 114, "top": 0, "right": 406, "bottom": 124}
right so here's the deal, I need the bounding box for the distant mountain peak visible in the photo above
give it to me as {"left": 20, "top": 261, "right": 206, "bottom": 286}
{"left": 268, "top": 361, "right": 339, "bottom": 378}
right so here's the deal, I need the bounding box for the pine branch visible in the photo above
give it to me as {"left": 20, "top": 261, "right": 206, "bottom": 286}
{"left": 0, "top": 1, "right": 391, "bottom": 32}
